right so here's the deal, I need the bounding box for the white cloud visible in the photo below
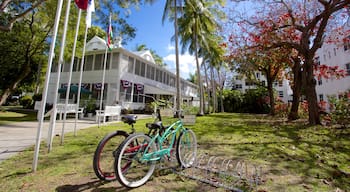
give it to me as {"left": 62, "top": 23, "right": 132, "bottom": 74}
{"left": 163, "top": 52, "right": 202, "bottom": 79}
{"left": 167, "top": 44, "right": 175, "bottom": 52}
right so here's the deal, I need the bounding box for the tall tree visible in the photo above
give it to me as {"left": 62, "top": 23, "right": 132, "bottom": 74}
{"left": 0, "top": 1, "right": 54, "bottom": 106}
{"left": 177, "top": 0, "right": 225, "bottom": 115}
{"left": 162, "top": 0, "right": 183, "bottom": 112}
{"left": 227, "top": 0, "right": 350, "bottom": 125}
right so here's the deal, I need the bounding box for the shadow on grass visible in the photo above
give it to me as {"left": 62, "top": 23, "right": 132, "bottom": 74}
{"left": 55, "top": 180, "right": 128, "bottom": 192}
{"left": 192, "top": 114, "right": 350, "bottom": 191}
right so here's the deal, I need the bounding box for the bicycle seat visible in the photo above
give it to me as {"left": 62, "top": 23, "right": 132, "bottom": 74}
{"left": 121, "top": 115, "right": 137, "bottom": 125}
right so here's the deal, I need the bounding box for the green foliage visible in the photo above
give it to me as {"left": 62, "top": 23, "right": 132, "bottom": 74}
{"left": 19, "top": 95, "right": 33, "bottom": 109}
{"left": 85, "top": 99, "right": 96, "bottom": 113}
{"left": 328, "top": 91, "right": 350, "bottom": 128}
{"left": 182, "top": 104, "right": 199, "bottom": 115}
{"left": 222, "top": 87, "right": 270, "bottom": 114}
{"left": 32, "top": 94, "right": 42, "bottom": 101}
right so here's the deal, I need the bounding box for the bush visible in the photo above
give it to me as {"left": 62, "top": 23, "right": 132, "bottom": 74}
{"left": 19, "top": 95, "right": 33, "bottom": 109}
{"left": 328, "top": 91, "right": 350, "bottom": 128}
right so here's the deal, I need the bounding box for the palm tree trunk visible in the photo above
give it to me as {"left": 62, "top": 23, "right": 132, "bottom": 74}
{"left": 210, "top": 66, "right": 217, "bottom": 112}
{"left": 195, "top": 36, "right": 204, "bottom": 115}
{"left": 202, "top": 60, "right": 211, "bottom": 113}
{"left": 174, "top": 0, "right": 181, "bottom": 113}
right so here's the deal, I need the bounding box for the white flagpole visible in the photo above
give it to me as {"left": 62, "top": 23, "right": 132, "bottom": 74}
{"left": 98, "top": 45, "right": 108, "bottom": 127}
{"left": 75, "top": 0, "right": 95, "bottom": 130}
{"left": 32, "top": 0, "right": 64, "bottom": 172}
{"left": 76, "top": 26, "right": 89, "bottom": 130}
{"left": 47, "top": 0, "right": 72, "bottom": 147}
{"left": 67, "top": 9, "right": 82, "bottom": 137}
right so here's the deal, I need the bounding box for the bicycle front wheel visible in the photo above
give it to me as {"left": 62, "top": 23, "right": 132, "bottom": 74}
{"left": 93, "top": 131, "right": 129, "bottom": 181}
{"left": 176, "top": 128, "right": 197, "bottom": 168}
{"left": 114, "top": 133, "right": 157, "bottom": 188}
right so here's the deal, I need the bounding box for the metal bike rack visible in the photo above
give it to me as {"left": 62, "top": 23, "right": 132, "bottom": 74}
{"left": 157, "top": 152, "right": 263, "bottom": 192}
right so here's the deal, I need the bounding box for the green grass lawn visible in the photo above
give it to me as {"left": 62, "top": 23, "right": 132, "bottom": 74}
{"left": 0, "top": 106, "right": 37, "bottom": 125}
{"left": 0, "top": 113, "right": 349, "bottom": 191}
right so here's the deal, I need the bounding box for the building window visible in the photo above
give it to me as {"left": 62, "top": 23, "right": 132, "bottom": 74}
{"left": 94, "top": 54, "right": 103, "bottom": 70}
{"left": 135, "top": 60, "right": 141, "bottom": 76}
{"left": 84, "top": 55, "right": 93, "bottom": 71}
{"left": 73, "top": 57, "right": 80, "bottom": 71}
{"left": 92, "top": 83, "right": 107, "bottom": 102}
{"left": 261, "top": 80, "right": 266, "bottom": 86}
{"left": 235, "top": 84, "right": 242, "bottom": 89}
{"left": 318, "top": 78, "right": 322, "bottom": 85}
{"left": 245, "top": 80, "right": 254, "bottom": 86}
{"left": 344, "top": 35, "right": 350, "bottom": 51}
{"left": 169, "top": 77, "right": 175, "bottom": 87}
{"left": 111, "top": 52, "right": 119, "bottom": 69}
{"left": 102, "top": 53, "right": 111, "bottom": 70}
{"left": 156, "top": 69, "right": 162, "bottom": 82}
{"left": 133, "top": 84, "right": 144, "bottom": 103}
{"left": 278, "top": 91, "right": 284, "bottom": 98}
{"left": 346, "top": 63, "right": 350, "bottom": 76}
{"left": 256, "top": 72, "right": 260, "bottom": 79}
{"left": 328, "top": 51, "right": 331, "bottom": 59}
{"left": 314, "top": 56, "right": 320, "bottom": 65}
{"left": 146, "top": 65, "right": 155, "bottom": 80}
{"left": 128, "top": 57, "right": 134, "bottom": 73}
{"left": 319, "top": 94, "right": 324, "bottom": 101}
{"left": 120, "top": 83, "right": 132, "bottom": 102}
{"left": 140, "top": 62, "right": 146, "bottom": 77}
{"left": 333, "top": 48, "right": 337, "bottom": 56}
{"left": 323, "top": 54, "right": 326, "bottom": 61}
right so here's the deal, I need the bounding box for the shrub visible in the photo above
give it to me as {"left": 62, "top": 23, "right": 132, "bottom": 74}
{"left": 328, "top": 91, "right": 350, "bottom": 128}
{"left": 19, "top": 95, "right": 33, "bottom": 109}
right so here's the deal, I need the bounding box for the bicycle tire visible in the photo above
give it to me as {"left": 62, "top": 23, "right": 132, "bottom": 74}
{"left": 93, "top": 130, "right": 129, "bottom": 181}
{"left": 176, "top": 128, "right": 197, "bottom": 168}
{"left": 114, "top": 133, "right": 157, "bottom": 188}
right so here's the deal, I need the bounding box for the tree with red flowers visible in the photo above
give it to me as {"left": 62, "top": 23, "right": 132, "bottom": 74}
{"left": 226, "top": 0, "right": 350, "bottom": 125}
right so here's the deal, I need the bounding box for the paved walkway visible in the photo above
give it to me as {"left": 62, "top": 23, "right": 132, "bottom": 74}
{"left": 0, "top": 115, "right": 151, "bottom": 162}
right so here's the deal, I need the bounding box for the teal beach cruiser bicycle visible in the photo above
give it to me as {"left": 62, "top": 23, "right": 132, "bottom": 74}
{"left": 113, "top": 99, "right": 197, "bottom": 188}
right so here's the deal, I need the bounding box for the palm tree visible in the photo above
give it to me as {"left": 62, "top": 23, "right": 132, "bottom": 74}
{"left": 199, "top": 34, "right": 226, "bottom": 113}
{"left": 177, "top": 0, "right": 224, "bottom": 115}
{"left": 162, "top": 0, "right": 183, "bottom": 113}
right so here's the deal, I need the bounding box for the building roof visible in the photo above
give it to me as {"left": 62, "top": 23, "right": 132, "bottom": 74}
{"left": 86, "top": 36, "right": 108, "bottom": 51}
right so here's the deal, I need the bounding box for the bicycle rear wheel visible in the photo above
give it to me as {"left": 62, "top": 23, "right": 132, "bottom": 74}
{"left": 114, "top": 133, "right": 157, "bottom": 188}
{"left": 176, "top": 128, "right": 197, "bottom": 168}
{"left": 93, "top": 131, "right": 129, "bottom": 181}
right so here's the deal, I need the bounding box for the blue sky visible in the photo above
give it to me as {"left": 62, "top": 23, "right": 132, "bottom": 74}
{"left": 121, "top": 1, "right": 199, "bottom": 79}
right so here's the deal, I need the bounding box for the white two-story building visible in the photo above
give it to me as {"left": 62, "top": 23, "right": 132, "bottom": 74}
{"left": 47, "top": 36, "right": 198, "bottom": 111}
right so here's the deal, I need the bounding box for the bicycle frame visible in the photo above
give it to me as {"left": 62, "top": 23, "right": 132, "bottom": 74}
{"left": 141, "top": 119, "right": 185, "bottom": 162}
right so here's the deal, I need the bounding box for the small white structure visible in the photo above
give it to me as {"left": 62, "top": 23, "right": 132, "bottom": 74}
{"left": 47, "top": 36, "right": 198, "bottom": 112}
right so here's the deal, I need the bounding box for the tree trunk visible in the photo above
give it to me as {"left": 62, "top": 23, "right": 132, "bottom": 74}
{"left": 202, "top": 60, "right": 211, "bottom": 113}
{"left": 195, "top": 44, "right": 204, "bottom": 116}
{"left": 0, "top": 61, "right": 31, "bottom": 106}
{"left": 217, "top": 69, "right": 224, "bottom": 112}
{"left": 174, "top": 0, "right": 181, "bottom": 113}
{"left": 210, "top": 66, "right": 217, "bottom": 112}
{"left": 288, "top": 58, "right": 302, "bottom": 120}
{"left": 267, "top": 79, "right": 275, "bottom": 116}
{"left": 304, "top": 58, "right": 321, "bottom": 125}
